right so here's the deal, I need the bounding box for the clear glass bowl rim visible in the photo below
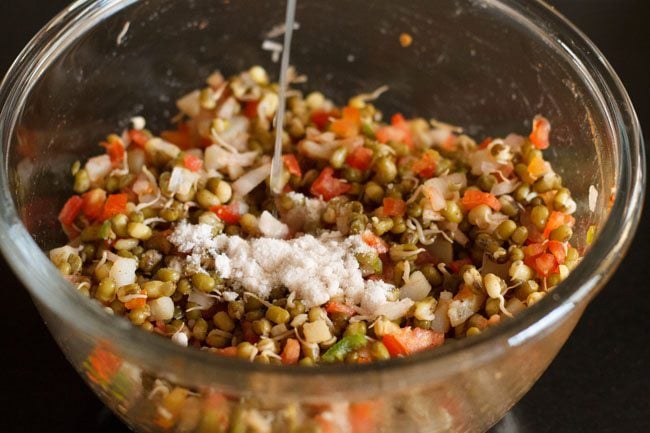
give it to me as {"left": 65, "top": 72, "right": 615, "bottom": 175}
{"left": 0, "top": 0, "right": 644, "bottom": 393}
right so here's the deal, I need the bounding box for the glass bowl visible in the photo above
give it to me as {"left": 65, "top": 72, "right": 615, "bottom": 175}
{"left": 0, "top": 1, "right": 644, "bottom": 432}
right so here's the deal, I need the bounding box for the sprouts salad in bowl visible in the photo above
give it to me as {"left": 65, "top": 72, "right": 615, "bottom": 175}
{"left": 52, "top": 66, "right": 582, "bottom": 367}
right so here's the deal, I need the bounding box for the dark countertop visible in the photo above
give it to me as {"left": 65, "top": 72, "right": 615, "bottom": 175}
{"left": 1, "top": 1, "right": 648, "bottom": 432}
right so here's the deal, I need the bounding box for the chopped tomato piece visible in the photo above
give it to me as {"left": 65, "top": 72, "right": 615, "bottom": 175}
{"left": 103, "top": 140, "right": 125, "bottom": 166}
{"left": 281, "top": 338, "right": 301, "bottom": 365}
{"left": 449, "top": 258, "right": 473, "bottom": 273}
{"left": 543, "top": 211, "right": 574, "bottom": 239}
{"left": 282, "top": 154, "right": 302, "bottom": 177}
{"left": 183, "top": 154, "right": 203, "bottom": 172}
{"left": 310, "top": 167, "right": 351, "bottom": 201}
{"left": 523, "top": 242, "right": 547, "bottom": 258}
{"left": 210, "top": 204, "right": 241, "bottom": 224}
{"left": 244, "top": 99, "right": 260, "bottom": 119}
{"left": 533, "top": 253, "right": 556, "bottom": 277}
{"left": 124, "top": 291, "right": 147, "bottom": 310}
{"left": 382, "top": 327, "right": 444, "bottom": 357}
{"left": 241, "top": 320, "right": 259, "bottom": 344}
{"left": 331, "top": 106, "right": 361, "bottom": 138}
{"left": 161, "top": 123, "right": 192, "bottom": 149}
{"left": 441, "top": 134, "right": 458, "bottom": 152}
{"left": 100, "top": 194, "right": 128, "bottom": 221}
{"left": 58, "top": 195, "right": 84, "bottom": 226}
{"left": 530, "top": 115, "right": 551, "bottom": 150}
{"left": 86, "top": 345, "right": 122, "bottom": 386}
{"left": 527, "top": 156, "right": 548, "bottom": 179}
{"left": 343, "top": 106, "right": 362, "bottom": 124}
{"left": 390, "top": 113, "right": 412, "bottom": 146}
{"left": 382, "top": 197, "right": 406, "bottom": 217}
{"left": 82, "top": 188, "right": 107, "bottom": 221}
{"left": 325, "top": 301, "right": 357, "bottom": 317}
{"left": 478, "top": 137, "right": 493, "bottom": 149}
{"left": 128, "top": 129, "right": 150, "bottom": 148}
{"left": 310, "top": 110, "right": 332, "bottom": 130}
{"left": 461, "top": 190, "right": 502, "bottom": 211}
{"left": 411, "top": 152, "right": 438, "bottom": 178}
{"left": 547, "top": 240, "right": 567, "bottom": 265}
{"left": 349, "top": 402, "right": 379, "bottom": 433}
{"left": 315, "top": 415, "right": 342, "bottom": 433}
{"left": 215, "top": 346, "right": 238, "bottom": 357}
{"left": 346, "top": 146, "right": 373, "bottom": 170}
{"left": 376, "top": 126, "right": 408, "bottom": 146}
{"left": 361, "top": 230, "right": 389, "bottom": 254}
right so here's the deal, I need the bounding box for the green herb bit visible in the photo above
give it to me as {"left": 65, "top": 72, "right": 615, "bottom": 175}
{"left": 321, "top": 334, "right": 367, "bottom": 363}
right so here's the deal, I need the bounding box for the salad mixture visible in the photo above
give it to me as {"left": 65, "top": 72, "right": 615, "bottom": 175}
{"left": 52, "top": 66, "right": 580, "bottom": 366}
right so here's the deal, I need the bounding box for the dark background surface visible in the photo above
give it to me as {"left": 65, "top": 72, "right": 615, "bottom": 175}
{"left": 0, "top": 1, "right": 648, "bottom": 432}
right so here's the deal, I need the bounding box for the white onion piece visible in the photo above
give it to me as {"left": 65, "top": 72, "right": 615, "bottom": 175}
{"left": 85, "top": 154, "right": 112, "bottom": 183}
{"left": 177, "top": 90, "right": 201, "bottom": 118}
{"left": 146, "top": 138, "right": 181, "bottom": 159}
{"left": 204, "top": 144, "right": 257, "bottom": 179}
{"left": 232, "top": 163, "right": 270, "bottom": 197}
{"left": 337, "top": 135, "right": 364, "bottom": 151}
{"left": 258, "top": 211, "right": 289, "bottom": 239}
{"left": 451, "top": 227, "right": 470, "bottom": 246}
{"left": 110, "top": 257, "right": 137, "bottom": 287}
{"left": 589, "top": 185, "right": 598, "bottom": 212}
{"left": 504, "top": 133, "right": 525, "bottom": 152}
{"left": 448, "top": 287, "right": 485, "bottom": 327}
{"left": 217, "top": 97, "right": 239, "bottom": 119}
{"left": 422, "top": 183, "right": 446, "bottom": 211}
{"left": 506, "top": 297, "right": 526, "bottom": 315}
{"left": 491, "top": 180, "right": 520, "bottom": 196}
{"left": 132, "top": 172, "right": 153, "bottom": 196}
{"left": 168, "top": 167, "right": 200, "bottom": 196}
{"left": 428, "top": 128, "right": 452, "bottom": 146}
{"left": 303, "top": 319, "right": 332, "bottom": 344}
{"left": 374, "top": 299, "right": 415, "bottom": 321}
{"left": 443, "top": 172, "right": 468, "bottom": 190}
{"left": 188, "top": 290, "right": 215, "bottom": 310}
{"left": 430, "top": 291, "right": 452, "bottom": 333}
{"left": 299, "top": 139, "right": 338, "bottom": 160}
{"left": 400, "top": 271, "right": 432, "bottom": 302}
{"left": 219, "top": 116, "right": 250, "bottom": 151}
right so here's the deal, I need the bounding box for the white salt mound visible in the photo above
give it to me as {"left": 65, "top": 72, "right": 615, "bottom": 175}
{"left": 168, "top": 221, "right": 395, "bottom": 312}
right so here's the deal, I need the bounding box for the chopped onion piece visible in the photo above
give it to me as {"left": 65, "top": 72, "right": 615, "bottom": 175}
{"left": 374, "top": 299, "right": 414, "bottom": 321}
{"left": 299, "top": 139, "right": 338, "bottom": 160}
{"left": 177, "top": 90, "right": 201, "bottom": 118}
{"left": 146, "top": 138, "right": 181, "bottom": 159}
{"left": 110, "top": 257, "right": 137, "bottom": 287}
{"left": 85, "top": 154, "right": 112, "bottom": 183}
{"left": 168, "top": 167, "right": 200, "bottom": 196}
{"left": 302, "top": 319, "right": 332, "bottom": 344}
{"left": 430, "top": 291, "right": 452, "bottom": 333}
{"left": 589, "top": 185, "right": 598, "bottom": 212}
{"left": 491, "top": 180, "right": 520, "bottom": 196}
{"left": 400, "top": 271, "right": 432, "bottom": 301}
{"left": 188, "top": 290, "right": 215, "bottom": 310}
{"left": 204, "top": 144, "right": 257, "bottom": 179}
{"left": 258, "top": 211, "right": 289, "bottom": 239}
{"left": 232, "top": 162, "right": 270, "bottom": 197}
